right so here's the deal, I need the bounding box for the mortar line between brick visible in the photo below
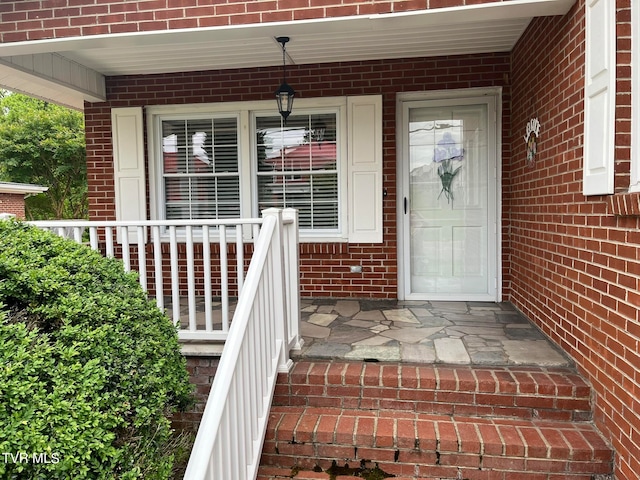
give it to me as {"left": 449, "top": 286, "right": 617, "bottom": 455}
{"left": 473, "top": 423, "right": 485, "bottom": 456}
{"left": 536, "top": 424, "right": 552, "bottom": 459}
{"left": 470, "top": 368, "right": 480, "bottom": 394}
{"left": 393, "top": 418, "right": 398, "bottom": 450}
{"left": 339, "top": 361, "right": 348, "bottom": 385}
{"left": 489, "top": 370, "right": 499, "bottom": 394}
{"left": 558, "top": 429, "right": 576, "bottom": 461}
{"left": 494, "top": 420, "right": 507, "bottom": 456}
{"left": 516, "top": 425, "right": 529, "bottom": 457}
{"left": 306, "top": 361, "right": 314, "bottom": 384}
{"left": 311, "top": 414, "right": 322, "bottom": 445}
{"left": 453, "top": 368, "right": 461, "bottom": 391}
{"left": 293, "top": 408, "right": 306, "bottom": 443}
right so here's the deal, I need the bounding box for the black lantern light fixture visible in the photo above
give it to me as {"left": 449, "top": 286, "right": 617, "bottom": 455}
{"left": 275, "top": 36, "right": 295, "bottom": 121}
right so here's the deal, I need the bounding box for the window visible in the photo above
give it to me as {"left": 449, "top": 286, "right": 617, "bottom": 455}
{"left": 160, "top": 116, "right": 240, "bottom": 220}
{"left": 256, "top": 113, "right": 339, "bottom": 231}
{"left": 117, "top": 96, "right": 382, "bottom": 242}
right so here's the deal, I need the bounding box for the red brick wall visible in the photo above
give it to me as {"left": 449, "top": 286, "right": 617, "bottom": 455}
{"left": 0, "top": 192, "right": 26, "bottom": 219}
{"left": 507, "top": 1, "right": 638, "bottom": 479}
{"left": 85, "top": 54, "right": 511, "bottom": 299}
{"left": 171, "top": 355, "right": 220, "bottom": 432}
{"left": 0, "top": 0, "right": 508, "bottom": 43}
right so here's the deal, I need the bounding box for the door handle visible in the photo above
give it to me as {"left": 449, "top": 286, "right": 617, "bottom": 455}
{"left": 404, "top": 197, "right": 407, "bottom": 214}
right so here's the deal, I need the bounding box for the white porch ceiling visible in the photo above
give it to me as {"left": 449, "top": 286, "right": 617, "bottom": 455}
{"left": 0, "top": 0, "right": 575, "bottom": 109}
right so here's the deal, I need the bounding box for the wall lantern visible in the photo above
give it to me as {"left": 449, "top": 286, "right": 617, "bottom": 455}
{"left": 275, "top": 36, "right": 295, "bottom": 121}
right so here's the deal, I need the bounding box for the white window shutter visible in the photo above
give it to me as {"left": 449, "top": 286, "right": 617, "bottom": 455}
{"left": 111, "top": 107, "right": 146, "bottom": 243}
{"left": 583, "top": 0, "right": 615, "bottom": 195}
{"left": 347, "top": 95, "right": 383, "bottom": 243}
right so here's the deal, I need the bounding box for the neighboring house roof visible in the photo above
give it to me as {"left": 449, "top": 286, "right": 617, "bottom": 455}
{"left": 0, "top": 182, "right": 49, "bottom": 196}
{"left": 266, "top": 142, "right": 337, "bottom": 170}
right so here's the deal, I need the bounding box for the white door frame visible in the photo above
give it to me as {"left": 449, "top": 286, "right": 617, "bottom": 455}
{"left": 396, "top": 87, "right": 503, "bottom": 301}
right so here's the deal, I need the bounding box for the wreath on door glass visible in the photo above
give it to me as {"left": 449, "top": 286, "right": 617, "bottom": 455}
{"left": 433, "top": 132, "right": 463, "bottom": 203}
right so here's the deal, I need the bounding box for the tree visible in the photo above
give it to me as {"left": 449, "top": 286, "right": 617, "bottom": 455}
{"left": 0, "top": 91, "right": 87, "bottom": 219}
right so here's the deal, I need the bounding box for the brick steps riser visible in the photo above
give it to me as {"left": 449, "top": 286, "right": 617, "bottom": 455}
{"left": 260, "top": 407, "right": 612, "bottom": 478}
{"left": 260, "top": 361, "right": 613, "bottom": 480}
{"left": 258, "top": 465, "right": 605, "bottom": 480}
{"left": 273, "top": 361, "right": 593, "bottom": 422}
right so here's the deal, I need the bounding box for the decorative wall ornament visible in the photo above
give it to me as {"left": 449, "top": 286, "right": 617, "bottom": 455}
{"left": 524, "top": 117, "right": 540, "bottom": 167}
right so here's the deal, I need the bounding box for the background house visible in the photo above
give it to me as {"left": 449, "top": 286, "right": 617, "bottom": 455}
{"left": 0, "top": 182, "right": 48, "bottom": 219}
{"left": 0, "top": 0, "right": 638, "bottom": 478}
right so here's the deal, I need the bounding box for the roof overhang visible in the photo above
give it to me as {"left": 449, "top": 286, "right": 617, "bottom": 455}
{"left": 0, "top": 0, "right": 575, "bottom": 110}
{"left": 0, "top": 182, "right": 49, "bottom": 196}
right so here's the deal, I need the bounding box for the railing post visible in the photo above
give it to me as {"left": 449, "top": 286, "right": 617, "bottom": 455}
{"left": 261, "top": 208, "right": 292, "bottom": 373}
{"left": 282, "top": 208, "right": 303, "bottom": 352}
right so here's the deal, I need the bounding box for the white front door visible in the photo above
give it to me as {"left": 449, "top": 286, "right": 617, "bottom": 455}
{"left": 399, "top": 92, "right": 500, "bottom": 301}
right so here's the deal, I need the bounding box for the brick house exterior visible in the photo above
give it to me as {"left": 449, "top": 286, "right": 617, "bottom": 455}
{"left": 0, "top": 0, "right": 638, "bottom": 478}
{"left": 0, "top": 182, "right": 48, "bottom": 219}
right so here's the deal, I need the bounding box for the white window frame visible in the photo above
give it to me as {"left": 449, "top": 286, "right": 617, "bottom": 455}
{"left": 147, "top": 98, "right": 350, "bottom": 241}
{"left": 153, "top": 112, "right": 243, "bottom": 221}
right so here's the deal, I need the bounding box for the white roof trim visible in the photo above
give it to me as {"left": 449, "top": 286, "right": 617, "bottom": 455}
{"left": 0, "top": 0, "right": 575, "bottom": 108}
{"left": 0, "top": 0, "right": 575, "bottom": 58}
{"left": 0, "top": 182, "right": 49, "bottom": 195}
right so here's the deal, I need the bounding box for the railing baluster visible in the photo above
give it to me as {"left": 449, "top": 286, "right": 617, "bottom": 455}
{"left": 105, "top": 226, "right": 114, "bottom": 258}
{"left": 152, "top": 226, "right": 164, "bottom": 311}
{"left": 186, "top": 226, "right": 196, "bottom": 331}
{"left": 169, "top": 226, "right": 180, "bottom": 327}
{"left": 236, "top": 225, "right": 244, "bottom": 293}
{"left": 219, "top": 225, "right": 229, "bottom": 332}
{"left": 73, "top": 226, "right": 83, "bottom": 243}
{"left": 121, "top": 227, "right": 131, "bottom": 271}
{"left": 89, "top": 227, "right": 98, "bottom": 251}
{"left": 202, "top": 226, "right": 213, "bottom": 332}
{"left": 137, "top": 226, "right": 147, "bottom": 292}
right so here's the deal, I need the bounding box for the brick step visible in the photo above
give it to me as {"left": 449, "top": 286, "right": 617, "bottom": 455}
{"left": 257, "top": 466, "right": 437, "bottom": 479}
{"left": 259, "top": 406, "right": 613, "bottom": 479}
{"left": 273, "top": 360, "right": 593, "bottom": 422}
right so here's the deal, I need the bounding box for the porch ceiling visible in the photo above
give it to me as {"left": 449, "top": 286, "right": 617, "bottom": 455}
{"left": 0, "top": 0, "right": 574, "bottom": 109}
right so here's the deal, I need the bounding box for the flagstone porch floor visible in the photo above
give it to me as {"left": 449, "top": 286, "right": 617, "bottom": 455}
{"left": 295, "top": 299, "right": 571, "bottom": 367}
{"left": 174, "top": 298, "right": 571, "bottom": 367}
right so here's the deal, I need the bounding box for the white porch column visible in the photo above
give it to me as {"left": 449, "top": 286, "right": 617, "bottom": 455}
{"left": 261, "top": 208, "right": 292, "bottom": 372}
{"left": 282, "top": 208, "right": 303, "bottom": 352}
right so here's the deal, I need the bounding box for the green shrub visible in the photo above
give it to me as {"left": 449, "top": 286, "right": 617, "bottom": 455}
{"left": 0, "top": 221, "right": 193, "bottom": 480}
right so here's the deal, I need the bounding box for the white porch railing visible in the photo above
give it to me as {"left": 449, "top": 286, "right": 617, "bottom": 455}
{"left": 29, "top": 209, "right": 302, "bottom": 352}
{"left": 183, "top": 208, "right": 296, "bottom": 479}
{"left": 32, "top": 208, "right": 302, "bottom": 480}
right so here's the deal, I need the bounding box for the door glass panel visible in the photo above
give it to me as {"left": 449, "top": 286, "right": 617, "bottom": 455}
{"left": 407, "top": 102, "right": 490, "bottom": 297}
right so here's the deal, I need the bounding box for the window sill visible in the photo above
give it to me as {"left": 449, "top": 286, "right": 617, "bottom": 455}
{"left": 607, "top": 191, "right": 640, "bottom": 216}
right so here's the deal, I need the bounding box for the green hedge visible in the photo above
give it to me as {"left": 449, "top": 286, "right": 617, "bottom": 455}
{"left": 0, "top": 221, "right": 193, "bottom": 479}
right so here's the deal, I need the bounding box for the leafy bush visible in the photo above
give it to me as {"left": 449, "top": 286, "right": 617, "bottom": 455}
{"left": 0, "top": 221, "right": 193, "bottom": 479}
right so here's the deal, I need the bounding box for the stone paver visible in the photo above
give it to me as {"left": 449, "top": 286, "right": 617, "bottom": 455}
{"left": 344, "top": 345, "right": 401, "bottom": 361}
{"left": 383, "top": 308, "right": 420, "bottom": 324}
{"left": 434, "top": 337, "right": 471, "bottom": 364}
{"left": 308, "top": 313, "right": 338, "bottom": 326}
{"left": 502, "top": 340, "right": 569, "bottom": 366}
{"left": 400, "top": 343, "right": 437, "bottom": 363}
{"left": 380, "top": 326, "right": 443, "bottom": 344}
